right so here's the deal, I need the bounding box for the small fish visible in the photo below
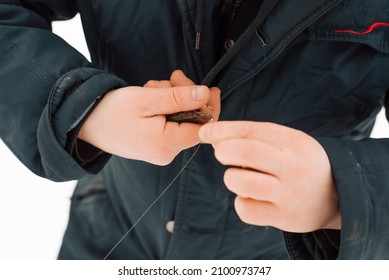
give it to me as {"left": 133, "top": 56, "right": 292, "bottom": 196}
{"left": 166, "top": 105, "right": 214, "bottom": 124}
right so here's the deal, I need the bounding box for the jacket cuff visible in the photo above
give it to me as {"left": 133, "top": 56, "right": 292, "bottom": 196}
{"left": 284, "top": 230, "right": 340, "bottom": 259}
{"left": 284, "top": 137, "right": 370, "bottom": 259}
{"left": 37, "top": 67, "right": 127, "bottom": 181}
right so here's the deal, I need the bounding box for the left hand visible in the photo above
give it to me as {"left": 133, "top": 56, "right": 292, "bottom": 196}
{"left": 199, "top": 121, "right": 341, "bottom": 233}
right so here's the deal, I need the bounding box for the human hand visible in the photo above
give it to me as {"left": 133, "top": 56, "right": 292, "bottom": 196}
{"left": 199, "top": 121, "right": 341, "bottom": 233}
{"left": 78, "top": 71, "right": 220, "bottom": 165}
{"left": 145, "top": 70, "right": 221, "bottom": 124}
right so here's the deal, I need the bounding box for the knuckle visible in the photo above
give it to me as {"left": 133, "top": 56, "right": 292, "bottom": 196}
{"left": 143, "top": 81, "right": 151, "bottom": 87}
{"left": 153, "top": 158, "right": 173, "bottom": 166}
{"left": 144, "top": 80, "right": 158, "bottom": 87}
{"left": 234, "top": 197, "right": 250, "bottom": 221}
{"left": 240, "top": 122, "right": 255, "bottom": 138}
{"left": 151, "top": 143, "right": 176, "bottom": 166}
{"left": 170, "top": 87, "right": 183, "bottom": 109}
{"left": 159, "top": 153, "right": 176, "bottom": 166}
{"left": 213, "top": 144, "right": 226, "bottom": 164}
{"left": 224, "top": 169, "right": 239, "bottom": 190}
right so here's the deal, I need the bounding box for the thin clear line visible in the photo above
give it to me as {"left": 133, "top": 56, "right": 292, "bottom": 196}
{"left": 103, "top": 144, "right": 202, "bottom": 260}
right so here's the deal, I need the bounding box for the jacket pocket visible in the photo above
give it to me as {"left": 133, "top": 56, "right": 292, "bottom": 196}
{"left": 58, "top": 174, "right": 124, "bottom": 259}
{"left": 307, "top": 1, "right": 389, "bottom": 54}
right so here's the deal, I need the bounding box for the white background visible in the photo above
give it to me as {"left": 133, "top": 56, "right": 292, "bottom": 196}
{"left": 0, "top": 15, "right": 88, "bottom": 260}
{"left": 0, "top": 15, "right": 389, "bottom": 260}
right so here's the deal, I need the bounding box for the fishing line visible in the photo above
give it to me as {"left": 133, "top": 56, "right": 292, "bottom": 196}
{"left": 103, "top": 0, "right": 280, "bottom": 259}
{"left": 103, "top": 144, "right": 202, "bottom": 260}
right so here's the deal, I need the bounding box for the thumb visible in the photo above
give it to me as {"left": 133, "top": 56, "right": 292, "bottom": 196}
{"left": 143, "top": 85, "right": 210, "bottom": 116}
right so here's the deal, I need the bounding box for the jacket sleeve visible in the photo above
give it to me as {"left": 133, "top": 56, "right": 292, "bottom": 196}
{"left": 284, "top": 125, "right": 389, "bottom": 259}
{"left": 0, "top": 1, "right": 127, "bottom": 181}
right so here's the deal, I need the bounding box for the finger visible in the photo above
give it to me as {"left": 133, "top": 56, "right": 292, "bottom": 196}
{"left": 162, "top": 121, "right": 201, "bottom": 150}
{"left": 142, "top": 86, "right": 210, "bottom": 116}
{"left": 199, "top": 121, "right": 292, "bottom": 148}
{"left": 224, "top": 168, "right": 279, "bottom": 201}
{"left": 144, "top": 80, "right": 172, "bottom": 88}
{"left": 234, "top": 196, "right": 278, "bottom": 227}
{"left": 171, "top": 70, "right": 221, "bottom": 121}
{"left": 208, "top": 87, "right": 221, "bottom": 121}
{"left": 170, "top": 70, "right": 196, "bottom": 86}
{"left": 213, "top": 139, "right": 287, "bottom": 176}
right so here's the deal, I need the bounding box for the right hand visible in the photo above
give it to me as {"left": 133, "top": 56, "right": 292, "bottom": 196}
{"left": 78, "top": 70, "right": 221, "bottom": 165}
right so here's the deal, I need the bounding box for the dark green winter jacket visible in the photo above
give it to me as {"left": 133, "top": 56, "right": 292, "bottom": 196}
{"left": 1, "top": 0, "right": 389, "bottom": 259}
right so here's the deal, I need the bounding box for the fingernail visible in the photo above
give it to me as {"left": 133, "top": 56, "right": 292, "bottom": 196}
{"left": 192, "top": 86, "right": 205, "bottom": 101}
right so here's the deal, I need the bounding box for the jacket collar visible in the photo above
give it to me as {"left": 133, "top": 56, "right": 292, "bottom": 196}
{"left": 262, "top": 0, "right": 345, "bottom": 47}
{"left": 218, "top": 0, "right": 345, "bottom": 96}
{"left": 177, "top": 0, "right": 344, "bottom": 93}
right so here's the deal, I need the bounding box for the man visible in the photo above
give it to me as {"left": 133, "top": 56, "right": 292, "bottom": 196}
{"left": 0, "top": 0, "right": 388, "bottom": 259}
